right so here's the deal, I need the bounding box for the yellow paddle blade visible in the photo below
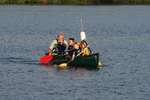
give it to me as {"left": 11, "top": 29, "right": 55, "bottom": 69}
{"left": 58, "top": 63, "right": 68, "bottom": 69}
{"left": 97, "top": 61, "right": 104, "bottom": 69}
{"left": 98, "top": 61, "right": 102, "bottom": 66}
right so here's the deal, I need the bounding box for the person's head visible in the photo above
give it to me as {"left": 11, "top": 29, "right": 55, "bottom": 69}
{"left": 57, "top": 32, "right": 65, "bottom": 43}
{"left": 80, "top": 40, "right": 88, "bottom": 49}
{"left": 68, "top": 38, "right": 75, "bottom": 46}
{"left": 74, "top": 42, "right": 80, "bottom": 49}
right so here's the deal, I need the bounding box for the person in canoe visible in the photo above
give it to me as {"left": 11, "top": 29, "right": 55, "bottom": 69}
{"left": 79, "top": 40, "right": 92, "bottom": 56}
{"left": 73, "top": 42, "right": 81, "bottom": 56}
{"left": 67, "top": 37, "right": 75, "bottom": 58}
{"left": 58, "top": 39, "right": 81, "bottom": 69}
{"left": 58, "top": 40, "right": 92, "bottom": 69}
{"left": 67, "top": 38, "right": 81, "bottom": 60}
{"left": 48, "top": 32, "right": 68, "bottom": 55}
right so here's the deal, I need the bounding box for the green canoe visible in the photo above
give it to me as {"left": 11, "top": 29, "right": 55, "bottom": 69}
{"left": 50, "top": 53, "right": 100, "bottom": 69}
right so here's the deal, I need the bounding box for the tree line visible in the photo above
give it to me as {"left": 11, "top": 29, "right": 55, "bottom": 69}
{"left": 0, "top": 0, "right": 150, "bottom": 5}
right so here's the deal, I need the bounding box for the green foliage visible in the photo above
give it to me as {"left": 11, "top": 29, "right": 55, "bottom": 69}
{"left": 0, "top": 0, "right": 150, "bottom": 4}
{"left": 24, "top": 0, "right": 41, "bottom": 4}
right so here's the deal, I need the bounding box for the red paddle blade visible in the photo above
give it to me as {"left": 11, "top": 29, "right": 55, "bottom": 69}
{"left": 39, "top": 55, "right": 53, "bottom": 64}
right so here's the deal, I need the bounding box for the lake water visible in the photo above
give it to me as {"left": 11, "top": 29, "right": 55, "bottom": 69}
{"left": 0, "top": 5, "right": 150, "bottom": 100}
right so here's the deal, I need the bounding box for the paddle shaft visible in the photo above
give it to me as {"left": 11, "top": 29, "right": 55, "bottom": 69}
{"left": 80, "top": 16, "right": 84, "bottom": 32}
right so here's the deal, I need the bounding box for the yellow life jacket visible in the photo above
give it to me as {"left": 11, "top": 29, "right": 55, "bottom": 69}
{"left": 81, "top": 47, "right": 90, "bottom": 56}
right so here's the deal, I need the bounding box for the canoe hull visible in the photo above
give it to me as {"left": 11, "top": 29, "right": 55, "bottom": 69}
{"left": 50, "top": 53, "right": 99, "bottom": 69}
{"left": 50, "top": 55, "right": 68, "bottom": 65}
{"left": 68, "top": 53, "right": 99, "bottom": 69}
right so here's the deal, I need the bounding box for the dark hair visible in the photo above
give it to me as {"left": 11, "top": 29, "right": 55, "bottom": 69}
{"left": 68, "top": 38, "right": 75, "bottom": 42}
{"left": 80, "top": 40, "right": 88, "bottom": 46}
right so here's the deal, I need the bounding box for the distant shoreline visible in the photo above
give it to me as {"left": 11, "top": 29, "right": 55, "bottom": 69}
{"left": 0, "top": 0, "right": 150, "bottom": 5}
{"left": 0, "top": 3, "right": 150, "bottom": 6}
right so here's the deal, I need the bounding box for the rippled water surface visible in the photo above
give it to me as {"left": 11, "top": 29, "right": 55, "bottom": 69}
{"left": 0, "top": 5, "right": 150, "bottom": 100}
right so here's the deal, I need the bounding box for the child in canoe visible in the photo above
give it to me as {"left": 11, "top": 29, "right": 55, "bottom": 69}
{"left": 79, "top": 40, "right": 92, "bottom": 56}
{"left": 68, "top": 39, "right": 91, "bottom": 57}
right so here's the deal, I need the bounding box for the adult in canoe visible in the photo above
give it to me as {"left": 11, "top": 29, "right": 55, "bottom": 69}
{"left": 48, "top": 32, "right": 68, "bottom": 55}
{"left": 67, "top": 38, "right": 81, "bottom": 60}
{"left": 67, "top": 37, "right": 76, "bottom": 58}
{"left": 40, "top": 32, "right": 68, "bottom": 64}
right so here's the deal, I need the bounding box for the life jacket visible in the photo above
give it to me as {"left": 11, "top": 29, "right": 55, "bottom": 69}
{"left": 74, "top": 49, "right": 81, "bottom": 56}
{"left": 81, "top": 47, "right": 91, "bottom": 56}
{"left": 53, "top": 42, "right": 67, "bottom": 55}
{"left": 68, "top": 45, "right": 74, "bottom": 57}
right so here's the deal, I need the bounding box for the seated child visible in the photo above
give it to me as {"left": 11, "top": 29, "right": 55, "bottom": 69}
{"left": 79, "top": 40, "right": 91, "bottom": 56}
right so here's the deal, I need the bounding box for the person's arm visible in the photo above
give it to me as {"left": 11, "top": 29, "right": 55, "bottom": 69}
{"left": 64, "top": 40, "right": 68, "bottom": 53}
{"left": 48, "top": 40, "right": 57, "bottom": 53}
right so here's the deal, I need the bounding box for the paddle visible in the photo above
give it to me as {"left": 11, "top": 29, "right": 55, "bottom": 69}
{"left": 39, "top": 53, "right": 53, "bottom": 64}
{"left": 80, "top": 16, "right": 86, "bottom": 41}
{"left": 58, "top": 63, "right": 68, "bottom": 69}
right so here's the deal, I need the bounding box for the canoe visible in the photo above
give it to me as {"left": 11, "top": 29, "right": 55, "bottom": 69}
{"left": 68, "top": 53, "right": 99, "bottom": 69}
{"left": 50, "top": 53, "right": 100, "bottom": 69}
